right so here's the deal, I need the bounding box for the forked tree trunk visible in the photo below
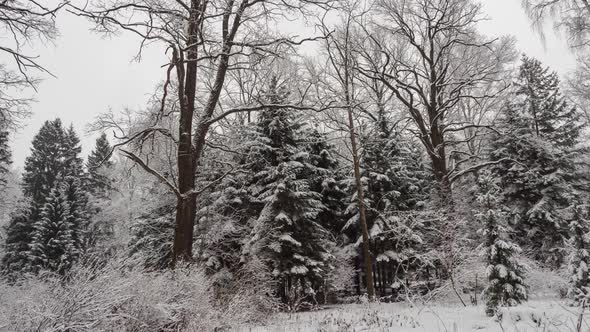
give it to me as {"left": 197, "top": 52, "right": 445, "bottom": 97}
{"left": 172, "top": 0, "right": 201, "bottom": 265}
{"left": 172, "top": 0, "right": 245, "bottom": 264}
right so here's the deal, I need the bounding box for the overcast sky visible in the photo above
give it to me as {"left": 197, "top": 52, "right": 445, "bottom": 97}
{"left": 6, "top": 0, "right": 576, "bottom": 168}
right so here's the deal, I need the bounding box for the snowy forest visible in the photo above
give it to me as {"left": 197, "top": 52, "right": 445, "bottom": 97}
{"left": 1, "top": 0, "right": 590, "bottom": 331}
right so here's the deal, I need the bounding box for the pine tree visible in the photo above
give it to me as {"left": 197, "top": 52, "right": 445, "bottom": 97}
{"left": 28, "top": 186, "right": 78, "bottom": 274}
{"left": 567, "top": 204, "right": 590, "bottom": 304}
{"left": 22, "top": 119, "right": 68, "bottom": 208}
{"left": 195, "top": 127, "right": 266, "bottom": 287}
{"left": 195, "top": 78, "right": 343, "bottom": 305}
{"left": 87, "top": 132, "right": 113, "bottom": 195}
{"left": 3, "top": 120, "right": 67, "bottom": 275}
{"left": 3, "top": 120, "right": 88, "bottom": 276}
{"left": 243, "top": 77, "right": 335, "bottom": 305}
{"left": 476, "top": 171, "right": 527, "bottom": 317}
{"left": 343, "top": 126, "right": 430, "bottom": 229}
{"left": 64, "top": 124, "right": 84, "bottom": 178}
{"left": 247, "top": 149, "right": 333, "bottom": 304}
{"left": 128, "top": 205, "right": 175, "bottom": 269}
{"left": 62, "top": 176, "right": 89, "bottom": 254}
{"left": 490, "top": 55, "right": 589, "bottom": 266}
{"left": 196, "top": 175, "right": 260, "bottom": 276}
{"left": 360, "top": 129, "right": 430, "bottom": 214}
{"left": 302, "top": 128, "right": 347, "bottom": 236}
{"left": 1, "top": 206, "right": 33, "bottom": 278}
{"left": 84, "top": 134, "right": 114, "bottom": 256}
{"left": 0, "top": 127, "right": 11, "bottom": 189}
{"left": 341, "top": 118, "right": 430, "bottom": 296}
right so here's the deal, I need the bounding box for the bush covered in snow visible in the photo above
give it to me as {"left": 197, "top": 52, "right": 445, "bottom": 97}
{"left": 0, "top": 256, "right": 277, "bottom": 331}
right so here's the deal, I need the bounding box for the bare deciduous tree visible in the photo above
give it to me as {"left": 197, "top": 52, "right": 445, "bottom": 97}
{"left": 522, "top": 0, "right": 590, "bottom": 49}
{"left": 317, "top": 1, "right": 376, "bottom": 300}
{"left": 0, "top": 1, "right": 66, "bottom": 127}
{"left": 357, "top": 0, "right": 515, "bottom": 203}
{"left": 71, "top": 0, "right": 335, "bottom": 264}
{"left": 566, "top": 56, "right": 590, "bottom": 125}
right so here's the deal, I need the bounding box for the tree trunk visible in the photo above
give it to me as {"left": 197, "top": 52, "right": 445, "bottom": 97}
{"left": 429, "top": 126, "right": 452, "bottom": 205}
{"left": 172, "top": 0, "right": 201, "bottom": 265}
{"left": 173, "top": 196, "right": 196, "bottom": 263}
{"left": 340, "top": 14, "right": 375, "bottom": 301}
{"left": 347, "top": 106, "right": 376, "bottom": 301}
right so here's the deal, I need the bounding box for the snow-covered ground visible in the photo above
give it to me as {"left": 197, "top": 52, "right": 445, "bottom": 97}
{"left": 242, "top": 300, "right": 588, "bottom": 332}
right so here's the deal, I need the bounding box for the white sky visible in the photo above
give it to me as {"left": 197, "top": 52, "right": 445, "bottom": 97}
{"left": 7, "top": 0, "right": 576, "bottom": 168}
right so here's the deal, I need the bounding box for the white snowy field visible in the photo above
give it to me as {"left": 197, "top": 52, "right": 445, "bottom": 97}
{"left": 242, "top": 300, "right": 588, "bottom": 332}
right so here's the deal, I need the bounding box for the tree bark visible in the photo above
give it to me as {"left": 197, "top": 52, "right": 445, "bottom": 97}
{"left": 347, "top": 101, "right": 375, "bottom": 301}
{"left": 172, "top": 0, "right": 202, "bottom": 264}
{"left": 429, "top": 126, "right": 452, "bottom": 205}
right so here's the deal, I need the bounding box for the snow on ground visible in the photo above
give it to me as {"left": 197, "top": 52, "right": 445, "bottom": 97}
{"left": 240, "top": 300, "right": 588, "bottom": 332}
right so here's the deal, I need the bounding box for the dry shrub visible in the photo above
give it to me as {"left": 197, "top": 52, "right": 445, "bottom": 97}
{"left": 0, "top": 256, "right": 275, "bottom": 331}
{"left": 213, "top": 256, "right": 280, "bottom": 326}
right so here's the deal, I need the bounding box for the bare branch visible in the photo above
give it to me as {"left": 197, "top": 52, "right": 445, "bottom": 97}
{"left": 119, "top": 148, "right": 181, "bottom": 198}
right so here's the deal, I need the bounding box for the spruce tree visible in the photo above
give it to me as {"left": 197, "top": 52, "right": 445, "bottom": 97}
{"left": 476, "top": 171, "right": 527, "bottom": 317}
{"left": 22, "top": 119, "right": 68, "bottom": 208}
{"left": 302, "top": 128, "right": 347, "bottom": 236}
{"left": 490, "top": 55, "right": 588, "bottom": 266}
{"left": 196, "top": 78, "right": 343, "bottom": 305}
{"left": 196, "top": 127, "right": 266, "bottom": 285}
{"left": 567, "top": 204, "right": 590, "bottom": 304}
{"left": 1, "top": 206, "right": 32, "bottom": 278}
{"left": 64, "top": 124, "right": 84, "bottom": 178}
{"left": 28, "top": 186, "right": 78, "bottom": 274}
{"left": 244, "top": 77, "right": 335, "bottom": 305}
{"left": 62, "top": 176, "right": 89, "bottom": 254}
{"left": 129, "top": 205, "right": 175, "bottom": 270}
{"left": 342, "top": 125, "right": 430, "bottom": 235}
{"left": 0, "top": 127, "right": 11, "bottom": 189}
{"left": 249, "top": 158, "right": 332, "bottom": 305}
{"left": 360, "top": 129, "right": 429, "bottom": 214}
{"left": 3, "top": 120, "right": 67, "bottom": 274}
{"left": 85, "top": 133, "right": 114, "bottom": 254}
{"left": 341, "top": 119, "right": 430, "bottom": 296}
{"left": 87, "top": 133, "right": 113, "bottom": 195}
{"left": 197, "top": 175, "right": 260, "bottom": 277}
{"left": 3, "top": 120, "right": 88, "bottom": 275}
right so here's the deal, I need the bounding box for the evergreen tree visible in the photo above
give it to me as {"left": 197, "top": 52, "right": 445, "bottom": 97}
{"left": 87, "top": 132, "right": 113, "bottom": 195}
{"left": 361, "top": 129, "right": 429, "bottom": 214}
{"left": 3, "top": 120, "right": 88, "bottom": 276}
{"left": 196, "top": 78, "right": 345, "bottom": 305}
{"left": 62, "top": 176, "right": 89, "bottom": 253}
{"left": 343, "top": 126, "right": 430, "bottom": 232}
{"left": 3, "top": 120, "right": 67, "bottom": 275}
{"left": 302, "top": 128, "right": 347, "bottom": 235}
{"left": 476, "top": 171, "right": 527, "bottom": 317}
{"left": 22, "top": 119, "right": 68, "bottom": 208}
{"left": 28, "top": 186, "right": 78, "bottom": 274}
{"left": 242, "top": 77, "right": 335, "bottom": 305}
{"left": 249, "top": 157, "right": 333, "bottom": 305}
{"left": 341, "top": 118, "right": 430, "bottom": 296}
{"left": 490, "top": 55, "right": 589, "bottom": 266}
{"left": 128, "top": 205, "right": 175, "bottom": 270}
{"left": 0, "top": 127, "right": 11, "bottom": 188}
{"left": 197, "top": 176, "right": 260, "bottom": 279}
{"left": 64, "top": 124, "right": 84, "bottom": 178}
{"left": 1, "top": 206, "right": 32, "bottom": 278}
{"left": 567, "top": 204, "right": 590, "bottom": 304}
{"left": 83, "top": 133, "right": 115, "bottom": 257}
